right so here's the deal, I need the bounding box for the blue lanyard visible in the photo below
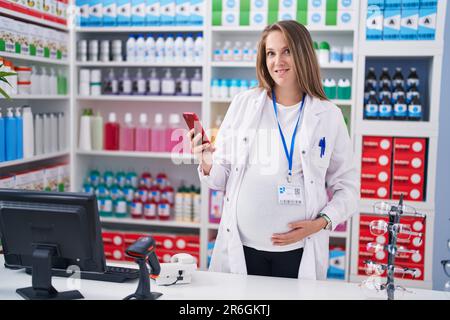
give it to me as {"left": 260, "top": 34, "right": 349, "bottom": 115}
{"left": 271, "top": 89, "right": 306, "bottom": 183}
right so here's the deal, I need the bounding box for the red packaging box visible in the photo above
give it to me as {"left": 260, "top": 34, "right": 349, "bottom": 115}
{"left": 391, "top": 185, "right": 424, "bottom": 201}
{"left": 363, "top": 136, "right": 393, "bottom": 153}
{"left": 102, "top": 232, "right": 125, "bottom": 248}
{"left": 361, "top": 150, "right": 392, "bottom": 169}
{"left": 392, "top": 168, "right": 424, "bottom": 187}
{"left": 104, "top": 245, "right": 125, "bottom": 261}
{"left": 361, "top": 166, "right": 391, "bottom": 184}
{"left": 394, "top": 263, "right": 424, "bottom": 281}
{"left": 360, "top": 181, "right": 391, "bottom": 199}
{"left": 393, "top": 152, "right": 425, "bottom": 170}
{"left": 123, "top": 233, "right": 144, "bottom": 246}
{"left": 152, "top": 234, "right": 177, "bottom": 250}
{"left": 174, "top": 235, "right": 200, "bottom": 252}
{"left": 393, "top": 138, "right": 426, "bottom": 156}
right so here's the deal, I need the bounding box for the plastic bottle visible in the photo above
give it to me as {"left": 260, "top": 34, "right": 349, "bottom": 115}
{"left": 89, "top": 169, "right": 102, "bottom": 188}
{"left": 99, "top": 193, "right": 113, "bottom": 217}
{"left": 57, "top": 112, "right": 66, "bottom": 151}
{"left": 194, "top": 33, "right": 203, "bottom": 63}
{"left": 407, "top": 67, "right": 419, "bottom": 88}
{"left": 175, "top": 185, "right": 185, "bottom": 221}
{"left": 145, "top": 34, "right": 156, "bottom": 63}
{"left": 166, "top": 113, "right": 182, "bottom": 153}
{"left": 184, "top": 33, "right": 194, "bottom": 62}
{"left": 103, "top": 170, "right": 115, "bottom": 188}
{"left": 136, "top": 34, "right": 146, "bottom": 63}
{"left": 151, "top": 113, "right": 166, "bottom": 152}
{"left": 144, "top": 198, "right": 157, "bottom": 220}
{"left": 126, "top": 34, "right": 136, "bottom": 62}
{"left": 408, "top": 96, "right": 423, "bottom": 121}
{"left": 211, "top": 79, "right": 220, "bottom": 98}
{"left": 213, "top": 41, "right": 222, "bottom": 61}
{"left": 40, "top": 67, "right": 50, "bottom": 95}
{"left": 137, "top": 185, "right": 149, "bottom": 204}
{"left": 366, "top": 67, "right": 378, "bottom": 90}
{"left": 149, "top": 184, "right": 161, "bottom": 202}
{"left": 379, "top": 67, "right": 391, "bottom": 89}
{"left": 393, "top": 95, "right": 408, "bottom": 121}
{"left": 126, "top": 170, "right": 138, "bottom": 189}
{"left": 100, "top": 40, "right": 110, "bottom": 62}
{"left": 161, "top": 68, "right": 176, "bottom": 95}
{"left": 222, "top": 41, "right": 232, "bottom": 62}
{"left": 323, "top": 78, "right": 336, "bottom": 99}
{"left": 130, "top": 195, "right": 144, "bottom": 219}
{"left": 104, "top": 69, "right": 119, "bottom": 95}
{"left": 15, "top": 108, "right": 23, "bottom": 160}
{"left": 79, "top": 109, "right": 92, "bottom": 151}
{"left": 161, "top": 182, "right": 175, "bottom": 207}
{"left": 57, "top": 69, "right": 68, "bottom": 95}
{"left": 319, "top": 41, "right": 330, "bottom": 65}
{"left": 5, "top": 108, "right": 17, "bottom": 161}
{"left": 120, "top": 113, "right": 135, "bottom": 151}
{"left": 140, "top": 171, "right": 152, "bottom": 189}
{"left": 49, "top": 68, "right": 57, "bottom": 95}
{"left": 364, "top": 83, "right": 376, "bottom": 104}
{"left": 407, "top": 83, "right": 420, "bottom": 103}
{"left": 134, "top": 68, "right": 147, "bottom": 95}
{"left": 156, "top": 172, "right": 168, "bottom": 188}
{"left": 155, "top": 34, "right": 165, "bottom": 63}
{"left": 114, "top": 196, "right": 128, "bottom": 218}
{"left": 43, "top": 113, "right": 51, "bottom": 154}
{"left": 164, "top": 33, "right": 175, "bottom": 63}
{"left": 148, "top": 68, "right": 160, "bottom": 95}
{"left": 91, "top": 111, "right": 104, "bottom": 150}
{"left": 34, "top": 114, "right": 43, "bottom": 156}
{"left": 135, "top": 113, "right": 151, "bottom": 151}
{"left": 115, "top": 170, "right": 127, "bottom": 188}
{"left": 174, "top": 33, "right": 185, "bottom": 63}
{"left": 190, "top": 69, "right": 203, "bottom": 96}
{"left": 392, "top": 67, "right": 405, "bottom": 87}
{"left": 30, "top": 66, "right": 40, "bottom": 95}
{"left": 88, "top": 40, "right": 99, "bottom": 62}
{"left": 229, "top": 79, "right": 240, "bottom": 97}
{"left": 158, "top": 198, "right": 171, "bottom": 220}
{"left": 176, "top": 68, "right": 190, "bottom": 96}
{"left": 378, "top": 83, "right": 392, "bottom": 101}
{"left": 120, "top": 68, "right": 132, "bottom": 95}
{"left": 0, "top": 109, "right": 4, "bottom": 162}
{"left": 379, "top": 96, "right": 393, "bottom": 120}
{"left": 219, "top": 79, "right": 229, "bottom": 98}
{"left": 392, "top": 83, "right": 406, "bottom": 101}
{"left": 242, "top": 41, "right": 252, "bottom": 61}
{"left": 364, "top": 94, "right": 379, "bottom": 120}
{"left": 104, "top": 112, "right": 120, "bottom": 150}
{"left": 232, "top": 41, "right": 243, "bottom": 61}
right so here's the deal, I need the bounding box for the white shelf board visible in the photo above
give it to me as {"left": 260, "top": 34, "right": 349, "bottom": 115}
{"left": 76, "top": 61, "right": 203, "bottom": 68}
{"left": 76, "top": 26, "right": 204, "bottom": 33}
{"left": 100, "top": 217, "right": 201, "bottom": 229}
{"left": 360, "top": 41, "right": 443, "bottom": 57}
{"left": 76, "top": 150, "right": 196, "bottom": 161}
{"left": 212, "top": 26, "right": 355, "bottom": 33}
{"left": 1, "top": 95, "right": 69, "bottom": 100}
{"left": 0, "top": 51, "right": 69, "bottom": 65}
{"left": 0, "top": 7, "right": 68, "bottom": 31}
{"left": 0, "top": 151, "right": 69, "bottom": 169}
{"left": 211, "top": 98, "right": 352, "bottom": 105}
{"left": 210, "top": 61, "right": 354, "bottom": 69}
{"left": 355, "top": 120, "right": 438, "bottom": 137}
{"left": 76, "top": 95, "right": 203, "bottom": 102}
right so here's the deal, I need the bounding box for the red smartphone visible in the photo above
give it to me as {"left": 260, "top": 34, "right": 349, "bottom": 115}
{"left": 182, "top": 112, "right": 210, "bottom": 144}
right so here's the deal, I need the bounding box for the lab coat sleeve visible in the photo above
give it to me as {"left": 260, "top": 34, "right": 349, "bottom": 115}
{"left": 320, "top": 110, "right": 360, "bottom": 230}
{"left": 197, "top": 93, "right": 241, "bottom": 191}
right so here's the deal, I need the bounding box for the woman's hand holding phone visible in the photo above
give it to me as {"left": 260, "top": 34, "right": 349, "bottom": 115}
{"left": 187, "top": 128, "right": 216, "bottom": 176}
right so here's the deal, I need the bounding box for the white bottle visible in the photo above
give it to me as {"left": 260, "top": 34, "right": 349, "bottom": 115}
{"left": 161, "top": 68, "right": 175, "bottom": 95}
{"left": 58, "top": 112, "right": 66, "bottom": 151}
{"left": 251, "top": 42, "right": 258, "bottom": 62}
{"left": 49, "top": 68, "right": 57, "bottom": 95}
{"left": 6, "top": 62, "right": 17, "bottom": 96}
{"left": 194, "top": 33, "right": 203, "bottom": 63}
{"left": 190, "top": 69, "right": 202, "bottom": 96}
{"left": 40, "top": 67, "right": 50, "bottom": 95}
{"left": 155, "top": 34, "right": 165, "bottom": 64}
{"left": 135, "top": 68, "right": 147, "bottom": 95}
{"left": 22, "top": 107, "right": 34, "bottom": 158}
{"left": 50, "top": 113, "right": 58, "bottom": 152}
{"left": 34, "top": 114, "right": 43, "bottom": 156}
{"left": 136, "top": 34, "right": 146, "bottom": 63}
{"left": 148, "top": 68, "right": 160, "bottom": 95}
{"left": 174, "top": 33, "right": 185, "bottom": 63}
{"left": 176, "top": 68, "right": 190, "bottom": 96}
{"left": 243, "top": 41, "right": 252, "bottom": 61}
{"left": 78, "top": 109, "right": 92, "bottom": 151}
{"left": 43, "top": 113, "right": 51, "bottom": 154}
{"left": 222, "top": 41, "right": 232, "bottom": 62}
{"left": 213, "top": 41, "right": 222, "bottom": 61}
{"left": 30, "top": 66, "right": 41, "bottom": 95}
{"left": 233, "top": 41, "right": 243, "bottom": 61}
{"left": 164, "top": 33, "right": 175, "bottom": 63}
{"left": 145, "top": 34, "right": 156, "bottom": 63}
{"left": 126, "top": 34, "right": 136, "bottom": 62}
{"left": 184, "top": 33, "right": 194, "bottom": 63}
{"left": 121, "top": 68, "right": 132, "bottom": 95}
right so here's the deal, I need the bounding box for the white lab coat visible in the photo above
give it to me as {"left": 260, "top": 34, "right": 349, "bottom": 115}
{"left": 198, "top": 88, "right": 359, "bottom": 280}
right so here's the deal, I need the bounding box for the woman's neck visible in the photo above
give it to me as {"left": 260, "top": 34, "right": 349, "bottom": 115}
{"left": 273, "top": 85, "right": 304, "bottom": 107}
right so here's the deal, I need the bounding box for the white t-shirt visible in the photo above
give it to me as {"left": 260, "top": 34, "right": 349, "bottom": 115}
{"left": 236, "top": 97, "right": 307, "bottom": 252}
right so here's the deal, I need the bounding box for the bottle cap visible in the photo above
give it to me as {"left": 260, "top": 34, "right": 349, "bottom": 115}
{"left": 139, "top": 113, "right": 148, "bottom": 124}
{"left": 108, "top": 112, "right": 117, "bottom": 122}
{"left": 155, "top": 113, "right": 163, "bottom": 124}
{"left": 124, "top": 113, "right": 133, "bottom": 124}
{"left": 319, "top": 41, "right": 330, "bottom": 50}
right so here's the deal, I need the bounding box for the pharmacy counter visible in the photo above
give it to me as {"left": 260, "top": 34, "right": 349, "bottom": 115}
{"left": 0, "top": 256, "right": 448, "bottom": 300}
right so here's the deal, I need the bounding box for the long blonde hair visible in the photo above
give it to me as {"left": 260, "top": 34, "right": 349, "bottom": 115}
{"left": 256, "top": 20, "right": 327, "bottom": 100}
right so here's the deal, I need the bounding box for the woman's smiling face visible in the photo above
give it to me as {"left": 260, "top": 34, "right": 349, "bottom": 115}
{"left": 265, "top": 30, "right": 297, "bottom": 89}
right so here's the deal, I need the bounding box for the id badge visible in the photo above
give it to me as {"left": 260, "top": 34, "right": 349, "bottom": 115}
{"left": 278, "top": 184, "right": 303, "bottom": 205}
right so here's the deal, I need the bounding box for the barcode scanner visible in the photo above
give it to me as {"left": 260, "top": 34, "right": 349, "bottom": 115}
{"left": 123, "top": 236, "right": 162, "bottom": 300}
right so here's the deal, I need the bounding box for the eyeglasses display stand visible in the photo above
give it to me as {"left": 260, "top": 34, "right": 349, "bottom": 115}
{"left": 363, "top": 194, "right": 426, "bottom": 300}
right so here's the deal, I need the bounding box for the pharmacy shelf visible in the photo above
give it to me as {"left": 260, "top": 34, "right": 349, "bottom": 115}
{"left": 76, "top": 95, "right": 203, "bottom": 102}
{"left": 100, "top": 217, "right": 201, "bottom": 230}
{"left": 210, "top": 61, "right": 354, "bottom": 69}
{"left": 211, "top": 97, "right": 352, "bottom": 106}
{"left": 75, "top": 61, "right": 203, "bottom": 68}
{"left": 320, "top": 62, "right": 355, "bottom": 69}
{"left": 0, "top": 151, "right": 69, "bottom": 170}
{"left": 1, "top": 95, "right": 69, "bottom": 100}
{"left": 359, "top": 41, "right": 443, "bottom": 58}
{"left": 211, "top": 26, "right": 355, "bottom": 33}
{"left": 355, "top": 120, "right": 439, "bottom": 138}
{"left": 76, "top": 150, "right": 196, "bottom": 161}
{"left": 76, "top": 26, "right": 204, "bottom": 33}
{"left": 0, "top": 51, "right": 69, "bottom": 66}
{"left": 0, "top": 7, "right": 68, "bottom": 31}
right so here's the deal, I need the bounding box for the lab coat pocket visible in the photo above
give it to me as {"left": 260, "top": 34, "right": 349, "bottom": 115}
{"left": 313, "top": 139, "right": 331, "bottom": 169}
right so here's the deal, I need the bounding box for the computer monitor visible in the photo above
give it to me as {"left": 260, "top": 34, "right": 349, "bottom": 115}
{"left": 0, "top": 188, "right": 105, "bottom": 300}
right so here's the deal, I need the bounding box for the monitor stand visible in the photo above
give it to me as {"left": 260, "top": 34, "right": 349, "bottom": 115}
{"left": 16, "top": 246, "right": 84, "bottom": 300}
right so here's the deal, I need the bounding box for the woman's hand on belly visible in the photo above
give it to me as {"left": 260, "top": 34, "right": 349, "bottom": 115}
{"left": 271, "top": 219, "right": 327, "bottom": 246}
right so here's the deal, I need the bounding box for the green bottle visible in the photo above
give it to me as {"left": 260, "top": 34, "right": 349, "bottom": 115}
{"left": 89, "top": 169, "right": 101, "bottom": 188}
{"left": 114, "top": 196, "right": 128, "bottom": 218}
{"left": 116, "top": 171, "right": 127, "bottom": 188}
{"left": 103, "top": 170, "right": 115, "bottom": 188}
{"left": 126, "top": 171, "right": 138, "bottom": 189}
{"left": 99, "top": 194, "right": 113, "bottom": 217}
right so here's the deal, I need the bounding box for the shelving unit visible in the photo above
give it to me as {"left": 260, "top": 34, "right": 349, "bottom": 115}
{"left": 0, "top": 6, "right": 68, "bottom": 31}
{"left": 0, "top": 151, "right": 69, "bottom": 170}
{"left": 0, "top": 51, "right": 69, "bottom": 65}
{"left": 349, "top": 0, "right": 447, "bottom": 290}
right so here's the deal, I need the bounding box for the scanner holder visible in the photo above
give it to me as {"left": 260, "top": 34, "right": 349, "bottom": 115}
{"left": 16, "top": 245, "right": 84, "bottom": 300}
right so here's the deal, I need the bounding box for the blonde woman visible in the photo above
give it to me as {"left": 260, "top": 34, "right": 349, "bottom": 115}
{"left": 189, "top": 20, "right": 359, "bottom": 279}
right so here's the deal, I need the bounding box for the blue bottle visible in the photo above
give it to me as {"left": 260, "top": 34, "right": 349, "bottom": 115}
{"left": 0, "top": 109, "right": 5, "bottom": 162}
{"left": 5, "top": 107, "right": 17, "bottom": 161}
{"left": 408, "top": 96, "right": 423, "bottom": 121}
{"left": 364, "top": 93, "right": 379, "bottom": 120}
{"left": 379, "top": 96, "right": 393, "bottom": 120}
{"left": 15, "top": 107, "right": 23, "bottom": 160}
